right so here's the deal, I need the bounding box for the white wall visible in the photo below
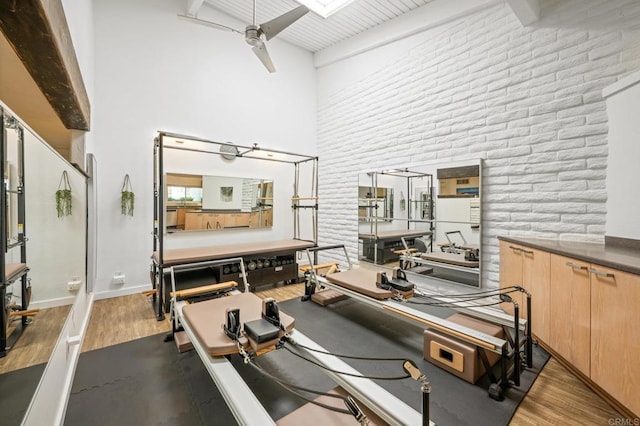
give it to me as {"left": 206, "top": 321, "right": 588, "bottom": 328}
{"left": 316, "top": 0, "right": 640, "bottom": 289}
{"left": 92, "top": 0, "right": 317, "bottom": 296}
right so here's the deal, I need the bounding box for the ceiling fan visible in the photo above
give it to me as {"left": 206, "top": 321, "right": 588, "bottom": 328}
{"left": 178, "top": 1, "right": 309, "bottom": 73}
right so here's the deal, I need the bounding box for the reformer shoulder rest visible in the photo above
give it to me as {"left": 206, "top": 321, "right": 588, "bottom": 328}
{"left": 376, "top": 271, "right": 414, "bottom": 292}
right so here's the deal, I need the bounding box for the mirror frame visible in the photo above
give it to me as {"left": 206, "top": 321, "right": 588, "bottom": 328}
{"left": 358, "top": 159, "right": 482, "bottom": 288}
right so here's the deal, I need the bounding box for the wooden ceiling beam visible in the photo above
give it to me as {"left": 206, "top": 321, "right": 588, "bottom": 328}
{"left": 0, "top": 0, "right": 90, "bottom": 131}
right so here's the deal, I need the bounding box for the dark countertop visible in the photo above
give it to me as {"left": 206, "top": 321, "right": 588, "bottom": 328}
{"left": 498, "top": 236, "right": 640, "bottom": 275}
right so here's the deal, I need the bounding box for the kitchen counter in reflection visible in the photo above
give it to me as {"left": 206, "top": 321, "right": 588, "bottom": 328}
{"left": 182, "top": 209, "right": 273, "bottom": 230}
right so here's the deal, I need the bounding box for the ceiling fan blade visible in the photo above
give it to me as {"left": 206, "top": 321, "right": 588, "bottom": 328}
{"left": 259, "top": 5, "right": 309, "bottom": 41}
{"left": 177, "top": 14, "right": 243, "bottom": 35}
{"left": 252, "top": 42, "right": 276, "bottom": 73}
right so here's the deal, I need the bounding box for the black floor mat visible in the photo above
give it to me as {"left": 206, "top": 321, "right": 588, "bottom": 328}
{"left": 0, "top": 363, "right": 46, "bottom": 426}
{"left": 278, "top": 298, "right": 549, "bottom": 426}
{"left": 65, "top": 297, "right": 548, "bottom": 426}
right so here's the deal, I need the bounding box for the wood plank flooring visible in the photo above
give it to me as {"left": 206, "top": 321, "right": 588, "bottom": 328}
{"left": 0, "top": 305, "right": 71, "bottom": 373}
{"left": 81, "top": 294, "right": 171, "bottom": 352}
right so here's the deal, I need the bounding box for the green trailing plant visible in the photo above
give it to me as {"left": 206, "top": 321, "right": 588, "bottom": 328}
{"left": 121, "top": 174, "right": 135, "bottom": 216}
{"left": 56, "top": 171, "right": 72, "bottom": 217}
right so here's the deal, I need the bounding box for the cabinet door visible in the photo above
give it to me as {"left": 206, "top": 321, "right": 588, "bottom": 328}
{"left": 184, "top": 213, "right": 204, "bottom": 230}
{"left": 522, "top": 247, "right": 550, "bottom": 343}
{"left": 499, "top": 241, "right": 524, "bottom": 315}
{"left": 228, "top": 213, "right": 250, "bottom": 227}
{"left": 591, "top": 266, "right": 640, "bottom": 416}
{"left": 549, "top": 254, "right": 590, "bottom": 376}
{"left": 203, "top": 214, "right": 224, "bottom": 229}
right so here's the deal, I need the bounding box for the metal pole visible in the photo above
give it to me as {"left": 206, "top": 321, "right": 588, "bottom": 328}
{"left": 17, "top": 125, "right": 27, "bottom": 324}
{"left": 422, "top": 384, "right": 430, "bottom": 426}
{"left": 0, "top": 109, "right": 7, "bottom": 356}
{"left": 513, "top": 302, "right": 521, "bottom": 387}
{"left": 526, "top": 292, "right": 533, "bottom": 368}
{"left": 157, "top": 134, "right": 165, "bottom": 321}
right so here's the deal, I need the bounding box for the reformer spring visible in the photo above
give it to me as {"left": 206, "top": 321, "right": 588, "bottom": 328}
{"left": 281, "top": 344, "right": 412, "bottom": 381}
{"left": 406, "top": 286, "right": 523, "bottom": 309}
{"left": 246, "top": 361, "right": 353, "bottom": 416}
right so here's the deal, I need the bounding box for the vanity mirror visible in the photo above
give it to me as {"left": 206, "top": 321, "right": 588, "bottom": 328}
{"left": 358, "top": 159, "right": 482, "bottom": 288}
{"left": 165, "top": 173, "right": 273, "bottom": 233}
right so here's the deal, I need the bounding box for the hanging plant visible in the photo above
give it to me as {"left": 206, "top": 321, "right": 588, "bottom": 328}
{"left": 121, "top": 174, "right": 135, "bottom": 216}
{"left": 56, "top": 171, "right": 72, "bottom": 217}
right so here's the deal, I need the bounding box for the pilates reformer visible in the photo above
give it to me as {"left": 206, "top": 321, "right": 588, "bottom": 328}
{"left": 302, "top": 245, "right": 533, "bottom": 401}
{"left": 165, "top": 257, "right": 434, "bottom": 426}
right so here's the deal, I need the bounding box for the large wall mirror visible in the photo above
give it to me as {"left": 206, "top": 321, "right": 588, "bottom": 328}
{"left": 165, "top": 173, "right": 273, "bottom": 233}
{"left": 358, "top": 159, "right": 482, "bottom": 288}
{"left": 0, "top": 105, "right": 88, "bottom": 424}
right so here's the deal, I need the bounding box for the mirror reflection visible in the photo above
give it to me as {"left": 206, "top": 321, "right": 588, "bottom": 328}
{"left": 0, "top": 106, "right": 87, "bottom": 424}
{"left": 358, "top": 160, "right": 481, "bottom": 288}
{"left": 165, "top": 173, "right": 273, "bottom": 232}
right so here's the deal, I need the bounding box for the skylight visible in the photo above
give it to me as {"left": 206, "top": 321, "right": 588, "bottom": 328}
{"left": 296, "top": 0, "right": 357, "bottom": 18}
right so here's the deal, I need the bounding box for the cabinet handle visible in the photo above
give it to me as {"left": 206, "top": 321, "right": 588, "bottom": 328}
{"left": 508, "top": 245, "right": 522, "bottom": 252}
{"left": 589, "top": 268, "right": 614, "bottom": 278}
{"left": 520, "top": 249, "right": 533, "bottom": 255}
{"left": 565, "top": 262, "right": 588, "bottom": 270}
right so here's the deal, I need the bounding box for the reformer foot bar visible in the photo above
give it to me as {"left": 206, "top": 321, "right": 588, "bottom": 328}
{"left": 168, "top": 258, "right": 432, "bottom": 426}
{"left": 303, "top": 245, "right": 533, "bottom": 400}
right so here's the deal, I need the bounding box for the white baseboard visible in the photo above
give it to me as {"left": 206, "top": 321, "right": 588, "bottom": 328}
{"left": 30, "top": 296, "right": 76, "bottom": 309}
{"left": 94, "top": 284, "right": 150, "bottom": 300}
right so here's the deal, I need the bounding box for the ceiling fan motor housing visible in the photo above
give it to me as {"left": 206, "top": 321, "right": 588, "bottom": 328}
{"left": 245, "top": 25, "right": 262, "bottom": 46}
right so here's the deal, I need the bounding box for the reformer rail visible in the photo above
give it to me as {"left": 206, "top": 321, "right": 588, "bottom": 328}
{"left": 168, "top": 257, "right": 431, "bottom": 426}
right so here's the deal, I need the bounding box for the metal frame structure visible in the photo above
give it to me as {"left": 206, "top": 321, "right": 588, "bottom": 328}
{"left": 304, "top": 245, "right": 533, "bottom": 401}
{"left": 152, "top": 131, "right": 318, "bottom": 320}
{"left": 359, "top": 168, "right": 434, "bottom": 264}
{"left": 0, "top": 107, "right": 30, "bottom": 357}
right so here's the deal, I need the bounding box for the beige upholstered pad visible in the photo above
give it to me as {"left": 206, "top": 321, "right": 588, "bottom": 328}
{"left": 6, "top": 263, "right": 28, "bottom": 282}
{"left": 182, "top": 292, "right": 295, "bottom": 356}
{"left": 153, "top": 239, "right": 315, "bottom": 266}
{"left": 420, "top": 251, "right": 479, "bottom": 267}
{"left": 277, "top": 387, "right": 385, "bottom": 425}
{"left": 326, "top": 269, "right": 395, "bottom": 300}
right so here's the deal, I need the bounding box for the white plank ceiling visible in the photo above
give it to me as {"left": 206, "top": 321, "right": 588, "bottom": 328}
{"left": 202, "top": 0, "right": 437, "bottom": 52}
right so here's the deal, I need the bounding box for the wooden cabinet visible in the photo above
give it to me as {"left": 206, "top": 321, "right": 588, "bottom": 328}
{"left": 499, "top": 241, "right": 550, "bottom": 342}
{"left": 225, "top": 213, "right": 250, "bottom": 228}
{"left": 549, "top": 254, "right": 591, "bottom": 376}
{"left": 184, "top": 212, "right": 205, "bottom": 230}
{"left": 500, "top": 238, "right": 640, "bottom": 417}
{"left": 250, "top": 209, "right": 273, "bottom": 228}
{"left": 184, "top": 212, "right": 252, "bottom": 230}
{"left": 590, "top": 266, "right": 640, "bottom": 416}
{"left": 202, "top": 213, "right": 225, "bottom": 229}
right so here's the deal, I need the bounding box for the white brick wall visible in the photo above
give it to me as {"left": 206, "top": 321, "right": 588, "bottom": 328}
{"left": 317, "top": 0, "right": 640, "bottom": 289}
